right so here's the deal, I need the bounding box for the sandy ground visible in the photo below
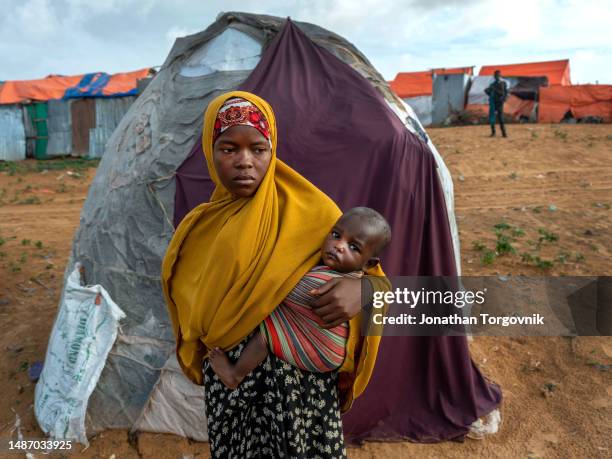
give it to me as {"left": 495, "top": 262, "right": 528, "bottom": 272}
{"left": 0, "top": 124, "right": 610, "bottom": 458}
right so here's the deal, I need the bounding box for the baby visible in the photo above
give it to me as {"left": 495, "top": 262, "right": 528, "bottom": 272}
{"left": 208, "top": 207, "right": 391, "bottom": 389}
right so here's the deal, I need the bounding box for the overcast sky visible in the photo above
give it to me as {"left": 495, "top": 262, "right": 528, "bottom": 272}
{"left": 0, "top": 0, "right": 610, "bottom": 84}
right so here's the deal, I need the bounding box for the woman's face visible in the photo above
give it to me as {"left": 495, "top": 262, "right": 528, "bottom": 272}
{"left": 212, "top": 125, "right": 272, "bottom": 198}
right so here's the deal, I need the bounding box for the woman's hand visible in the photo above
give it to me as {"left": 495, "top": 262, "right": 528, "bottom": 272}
{"left": 310, "top": 277, "right": 370, "bottom": 329}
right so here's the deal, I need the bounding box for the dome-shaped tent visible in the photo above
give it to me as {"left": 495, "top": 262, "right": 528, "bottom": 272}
{"left": 36, "top": 12, "right": 499, "bottom": 444}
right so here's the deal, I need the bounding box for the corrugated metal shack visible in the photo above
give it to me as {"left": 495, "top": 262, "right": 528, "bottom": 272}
{"left": 389, "top": 67, "right": 474, "bottom": 126}
{"left": 0, "top": 69, "right": 152, "bottom": 161}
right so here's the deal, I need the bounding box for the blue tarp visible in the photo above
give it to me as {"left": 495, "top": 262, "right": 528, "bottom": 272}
{"left": 63, "top": 72, "right": 138, "bottom": 99}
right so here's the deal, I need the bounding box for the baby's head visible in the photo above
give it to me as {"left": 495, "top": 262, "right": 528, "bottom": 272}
{"left": 320, "top": 207, "right": 391, "bottom": 273}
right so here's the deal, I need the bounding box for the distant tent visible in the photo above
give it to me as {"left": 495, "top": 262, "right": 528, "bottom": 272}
{"left": 389, "top": 67, "right": 473, "bottom": 125}
{"left": 539, "top": 85, "right": 612, "bottom": 122}
{"left": 0, "top": 69, "right": 151, "bottom": 159}
{"left": 479, "top": 59, "right": 571, "bottom": 86}
{"left": 0, "top": 69, "right": 151, "bottom": 104}
{"left": 465, "top": 76, "right": 548, "bottom": 122}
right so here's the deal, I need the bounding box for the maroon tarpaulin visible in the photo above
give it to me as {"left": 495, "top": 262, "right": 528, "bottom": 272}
{"left": 173, "top": 19, "right": 501, "bottom": 443}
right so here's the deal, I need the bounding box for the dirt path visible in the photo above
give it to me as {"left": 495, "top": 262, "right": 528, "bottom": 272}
{"left": 0, "top": 124, "right": 610, "bottom": 458}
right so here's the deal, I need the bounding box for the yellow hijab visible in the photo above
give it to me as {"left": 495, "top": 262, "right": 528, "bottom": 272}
{"left": 161, "top": 90, "right": 385, "bottom": 409}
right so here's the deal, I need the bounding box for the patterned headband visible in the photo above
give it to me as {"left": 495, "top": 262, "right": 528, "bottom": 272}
{"left": 213, "top": 97, "right": 271, "bottom": 144}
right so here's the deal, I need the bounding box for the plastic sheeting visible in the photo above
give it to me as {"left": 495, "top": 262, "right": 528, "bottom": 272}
{"left": 479, "top": 59, "right": 571, "bottom": 86}
{"left": 132, "top": 354, "right": 208, "bottom": 441}
{"left": 0, "top": 70, "right": 150, "bottom": 104}
{"left": 403, "top": 95, "right": 432, "bottom": 126}
{"left": 467, "top": 76, "right": 513, "bottom": 105}
{"left": 0, "top": 75, "right": 83, "bottom": 105}
{"left": 64, "top": 69, "right": 150, "bottom": 99}
{"left": 0, "top": 105, "right": 26, "bottom": 160}
{"left": 539, "top": 85, "right": 612, "bottom": 122}
{"left": 57, "top": 11, "right": 461, "bottom": 440}
{"left": 466, "top": 76, "right": 548, "bottom": 122}
{"left": 179, "top": 28, "right": 262, "bottom": 77}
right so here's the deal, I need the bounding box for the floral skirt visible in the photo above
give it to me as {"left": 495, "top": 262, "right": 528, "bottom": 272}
{"left": 203, "top": 334, "right": 347, "bottom": 458}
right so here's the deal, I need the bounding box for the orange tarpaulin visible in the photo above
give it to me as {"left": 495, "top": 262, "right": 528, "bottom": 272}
{"left": 101, "top": 68, "right": 151, "bottom": 96}
{"left": 479, "top": 59, "right": 571, "bottom": 86}
{"left": 390, "top": 71, "right": 433, "bottom": 98}
{"left": 390, "top": 67, "right": 473, "bottom": 98}
{"left": 539, "top": 85, "right": 612, "bottom": 122}
{"left": 0, "top": 68, "right": 150, "bottom": 104}
{"left": 0, "top": 75, "right": 83, "bottom": 105}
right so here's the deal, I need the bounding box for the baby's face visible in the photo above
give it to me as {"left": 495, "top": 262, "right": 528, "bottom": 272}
{"left": 320, "top": 216, "right": 381, "bottom": 272}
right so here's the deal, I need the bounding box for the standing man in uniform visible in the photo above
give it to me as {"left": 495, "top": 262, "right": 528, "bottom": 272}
{"left": 485, "top": 70, "right": 508, "bottom": 137}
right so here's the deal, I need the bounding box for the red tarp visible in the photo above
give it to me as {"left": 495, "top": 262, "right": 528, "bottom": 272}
{"left": 479, "top": 59, "right": 571, "bottom": 86}
{"left": 539, "top": 85, "right": 612, "bottom": 122}
{"left": 0, "top": 68, "right": 151, "bottom": 104}
{"left": 390, "top": 67, "right": 473, "bottom": 98}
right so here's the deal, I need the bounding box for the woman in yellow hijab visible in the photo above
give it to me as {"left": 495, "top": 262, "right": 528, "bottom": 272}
{"left": 162, "top": 91, "right": 386, "bottom": 458}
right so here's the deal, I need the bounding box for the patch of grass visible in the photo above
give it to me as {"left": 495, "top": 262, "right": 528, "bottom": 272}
{"left": 493, "top": 222, "right": 512, "bottom": 231}
{"left": 481, "top": 250, "right": 496, "bottom": 265}
{"left": 9, "top": 262, "right": 21, "bottom": 273}
{"left": 35, "top": 240, "right": 43, "bottom": 249}
{"left": 45, "top": 263, "right": 54, "bottom": 270}
{"left": 17, "top": 196, "right": 41, "bottom": 205}
{"left": 19, "top": 252, "right": 27, "bottom": 263}
{"left": 509, "top": 172, "right": 518, "bottom": 179}
{"left": 496, "top": 234, "right": 516, "bottom": 255}
{"left": 0, "top": 251, "right": 6, "bottom": 258}
{"left": 537, "top": 228, "right": 558, "bottom": 248}
{"left": 531, "top": 131, "right": 539, "bottom": 139}
{"left": 21, "top": 239, "right": 30, "bottom": 246}
{"left": 521, "top": 252, "right": 534, "bottom": 263}
{"left": 35, "top": 158, "right": 100, "bottom": 172}
{"left": 0, "top": 161, "right": 23, "bottom": 175}
{"left": 532, "top": 206, "right": 542, "bottom": 214}
{"left": 535, "top": 257, "right": 554, "bottom": 270}
{"left": 0, "top": 235, "right": 16, "bottom": 246}
{"left": 556, "top": 251, "right": 570, "bottom": 263}
{"left": 0, "top": 158, "right": 100, "bottom": 176}
{"left": 472, "top": 241, "right": 486, "bottom": 251}
{"left": 574, "top": 252, "right": 585, "bottom": 263}
{"left": 553, "top": 129, "right": 568, "bottom": 141}
{"left": 57, "top": 183, "right": 68, "bottom": 193}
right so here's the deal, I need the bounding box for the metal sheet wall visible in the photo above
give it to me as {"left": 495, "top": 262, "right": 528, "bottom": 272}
{"left": 0, "top": 105, "right": 26, "bottom": 161}
{"left": 47, "top": 99, "right": 72, "bottom": 157}
{"left": 432, "top": 73, "right": 471, "bottom": 125}
{"left": 89, "top": 96, "right": 135, "bottom": 158}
